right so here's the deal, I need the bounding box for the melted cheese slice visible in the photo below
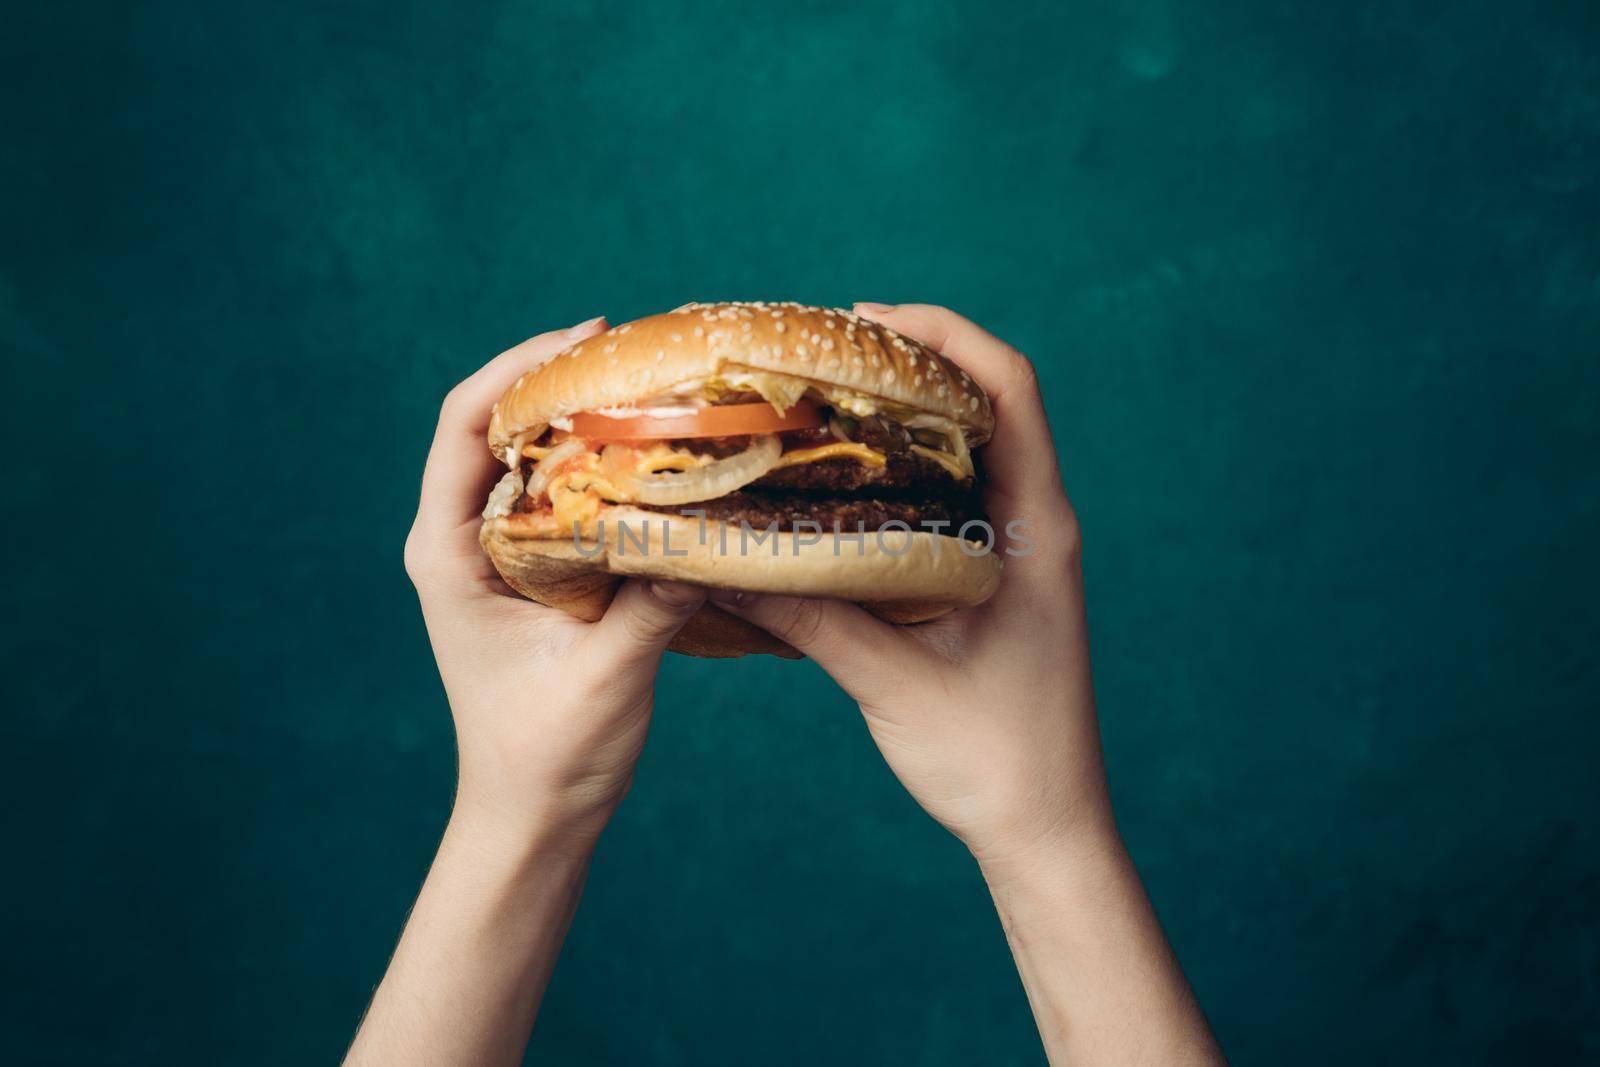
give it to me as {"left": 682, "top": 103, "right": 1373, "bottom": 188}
{"left": 542, "top": 445, "right": 713, "bottom": 532}
{"left": 772, "top": 441, "right": 887, "bottom": 470}
{"left": 546, "top": 457, "right": 623, "bottom": 532}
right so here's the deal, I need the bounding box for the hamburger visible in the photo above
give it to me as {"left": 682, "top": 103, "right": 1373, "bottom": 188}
{"left": 479, "top": 301, "right": 1002, "bottom": 657}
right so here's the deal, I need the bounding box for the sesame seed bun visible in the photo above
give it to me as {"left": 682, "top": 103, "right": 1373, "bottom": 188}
{"left": 487, "top": 301, "right": 995, "bottom": 463}
{"left": 481, "top": 508, "right": 1003, "bottom": 659}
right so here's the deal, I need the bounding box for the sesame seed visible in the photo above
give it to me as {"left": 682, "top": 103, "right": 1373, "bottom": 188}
{"left": 775, "top": 322, "right": 787, "bottom": 333}
{"left": 797, "top": 344, "right": 811, "bottom": 357}
{"left": 907, "top": 353, "right": 918, "bottom": 366}
{"left": 852, "top": 355, "right": 864, "bottom": 366}
{"left": 937, "top": 384, "right": 947, "bottom": 397}
{"left": 693, "top": 325, "right": 705, "bottom": 337}
{"left": 824, "top": 319, "right": 836, "bottom": 329}
{"left": 914, "top": 374, "right": 923, "bottom": 385}
{"left": 655, "top": 351, "right": 665, "bottom": 362}
{"left": 885, "top": 369, "right": 896, "bottom": 383}
{"left": 969, "top": 397, "right": 980, "bottom": 411}
{"left": 821, "top": 338, "right": 835, "bottom": 351}
{"left": 617, "top": 324, "right": 631, "bottom": 333}
{"left": 670, "top": 333, "right": 682, "bottom": 343}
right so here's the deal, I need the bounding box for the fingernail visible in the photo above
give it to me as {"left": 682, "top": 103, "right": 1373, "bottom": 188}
{"left": 649, "top": 580, "right": 703, "bottom": 607}
{"left": 566, "top": 315, "right": 607, "bottom": 338}
{"left": 853, "top": 301, "right": 896, "bottom": 315}
{"left": 709, "top": 588, "right": 755, "bottom": 608}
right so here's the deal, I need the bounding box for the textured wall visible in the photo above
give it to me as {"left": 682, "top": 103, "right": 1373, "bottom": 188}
{"left": 4, "top": 1, "right": 1598, "bottom": 1063}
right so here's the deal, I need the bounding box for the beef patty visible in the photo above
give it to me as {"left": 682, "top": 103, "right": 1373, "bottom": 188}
{"left": 752, "top": 451, "right": 964, "bottom": 492}
{"left": 640, "top": 489, "right": 987, "bottom": 534}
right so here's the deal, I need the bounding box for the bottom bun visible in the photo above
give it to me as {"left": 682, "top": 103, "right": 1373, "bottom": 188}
{"left": 480, "top": 506, "right": 1003, "bottom": 658}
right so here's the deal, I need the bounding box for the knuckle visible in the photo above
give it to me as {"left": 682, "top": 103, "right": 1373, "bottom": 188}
{"left": 775, "top": 598, "right": 825, "bottom": 648}
{"left": 402, "top": 532, "right": 427, "bottom": 579}
{"left": 1056, "top": 511, "right": 1083, "bottom": 565}
{"left": 620, "top": 602, "right": 669, "bottom": 646}
{"left": 1006, "top": 349, "right": 1040, "bottom": 392}
{"left": 1025, "top": 494, "right": 1080, "bottom": 561}
{"left": 437, "top": 382, "right": 475, "bottom": 422}
{"left": 402, "top": 530, "right": 442, "bottom": 588}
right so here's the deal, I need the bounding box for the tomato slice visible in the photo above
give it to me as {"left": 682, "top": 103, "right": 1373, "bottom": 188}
{"left": 567, "top": 400, "right": 824, "bottom": 441}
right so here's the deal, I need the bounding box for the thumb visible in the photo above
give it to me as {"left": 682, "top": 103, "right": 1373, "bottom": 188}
{"left": 585, "top": 579, "right": 707, "bottom": 667}
{"left": 708, "top": 590, "right": 909, "bottom": 702}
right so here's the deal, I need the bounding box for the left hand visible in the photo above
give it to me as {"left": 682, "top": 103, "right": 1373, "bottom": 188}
{"left": 402, "top": 315, "right": 707, "bottom": 844}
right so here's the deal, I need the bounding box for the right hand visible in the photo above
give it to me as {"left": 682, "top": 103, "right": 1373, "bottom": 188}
{"left": 711, "top": 303, "right": 1113, "bottom": 868}
{"left": 403, "top": 316, "right": 707, "bottom": 846}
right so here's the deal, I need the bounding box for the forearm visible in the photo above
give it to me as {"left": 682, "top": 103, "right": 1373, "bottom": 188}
{"left": 980, "top": 826, "right": 1224, "bottom": 1066}
{"left": 345, "top": 810, "right": 596, "bottom": 1066}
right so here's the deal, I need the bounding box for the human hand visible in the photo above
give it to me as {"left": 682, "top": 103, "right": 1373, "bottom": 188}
{"left": 709, "top": 303, "right": 1109, "bottom": 868}
{"left": 377, "top": 307, "right": 1220, "bottom": 1067}
{"left": 403, "top": 316, "right": 707, "bottom": 844}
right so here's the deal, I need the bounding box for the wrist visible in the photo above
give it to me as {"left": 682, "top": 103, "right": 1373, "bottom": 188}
{"left": 969, "top": 796, "right": 1125, "bottom": 893}
{"left": 446, "top": 787, "right": 611, "bottom": 868}
{"left": 961, "top": 766, "right": 1118, "bottom": 872}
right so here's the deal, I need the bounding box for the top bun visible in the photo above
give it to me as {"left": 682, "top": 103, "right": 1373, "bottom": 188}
{"left": 488, "top": 301, "right": 994, "bottom": 460}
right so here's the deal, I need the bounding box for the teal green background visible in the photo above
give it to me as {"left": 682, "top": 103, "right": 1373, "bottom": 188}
{"left": 5, "top": 1, "right": 1598, "bottom": 1063}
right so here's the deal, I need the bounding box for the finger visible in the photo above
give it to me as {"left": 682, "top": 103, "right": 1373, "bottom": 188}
{"left": 418, "top": 315, "right": 608, "bottom": 533}
{"left": 583, "top": 579, "right": 708, "bottom": 670}
{"left": 408, "top": 316, "right": 608, "bottom": 577}
{"left": 707, "top": 590, "right": 923, "bottom": 703}
{"left": 852, "top": 302, "right": 1070, "bottom": 526}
